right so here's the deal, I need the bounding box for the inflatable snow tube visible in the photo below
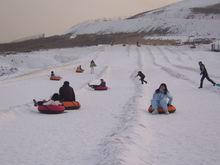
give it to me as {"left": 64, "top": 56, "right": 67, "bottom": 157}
{"left": 63, "top": 101, "right": 81, "bottom": 110}
{"left": 94, "top": 86, "right": 108, "bottom": 90}
{"left": 50, "top": 76, "right": 62, "bottom": 81}
{"left": 76, "top": 69, "right": 84, "bottom": 73}
{"left": 148, "top": 105, "right": 176, "bottom": 114}
{"left": 38, "top": 105, "right": 65, "bottom": 114}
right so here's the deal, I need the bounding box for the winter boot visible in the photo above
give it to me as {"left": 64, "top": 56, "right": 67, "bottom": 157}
{"left": 33, "top": 99, "right": 38, "bottom": 106}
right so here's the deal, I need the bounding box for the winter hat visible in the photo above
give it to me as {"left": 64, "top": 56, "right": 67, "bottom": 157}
{"left": 64, "top": 81, "right": 69, "bottom": 86}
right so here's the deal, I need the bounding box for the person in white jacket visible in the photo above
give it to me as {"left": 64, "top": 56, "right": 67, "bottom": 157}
{"left": 33, "top": 93, "right": 62, "bottom": 106}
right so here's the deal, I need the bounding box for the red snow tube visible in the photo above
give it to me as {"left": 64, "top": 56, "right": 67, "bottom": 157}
{"left": 148, "top": 105, "right": 176, "bottom": 114}
{"left": 38, "top": 105, "right": 65, "bottom": 114}
{"left": 50, "top": 76, "right": 62, "bottom": 81}
{"left": 62, "top": 101, "right": 81, "bottom": 110}
{"left": 94, "top": 86, "right": 108, "bottom": 90}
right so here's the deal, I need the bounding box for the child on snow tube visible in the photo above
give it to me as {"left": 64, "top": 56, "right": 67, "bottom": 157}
{"left": 150, "top": 83, "right": 173, "bottom": 114}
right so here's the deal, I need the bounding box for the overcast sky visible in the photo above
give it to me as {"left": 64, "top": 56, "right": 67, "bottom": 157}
{"left": 0, "top": 0, "right": 179, "bottom": 43}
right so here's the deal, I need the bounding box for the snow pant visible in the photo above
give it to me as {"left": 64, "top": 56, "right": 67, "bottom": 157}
{"left": 151, "top": 99, "right": 168, "bottom": 113}
{"left": 88, "top": 84, "right": 99, "bottom": 89}
{"left": 140, "top": 78, "right": 147, "bottom": 84}
{"left": 90, "top": 67, "right": 94, "bottom": 74}
{"left": 37, "top": 101, "right": 46, "bottom": 106}
{"left": 200, "top": 74, "right": 215, "bottom": 88}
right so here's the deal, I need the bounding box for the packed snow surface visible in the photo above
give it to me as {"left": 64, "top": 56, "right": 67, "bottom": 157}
{"left": 0, "top": 45, "right": 220, "bottom": 165}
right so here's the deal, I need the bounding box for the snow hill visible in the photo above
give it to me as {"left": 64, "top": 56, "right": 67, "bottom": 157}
{"left": 66, "top": 0, "right": 220, "bottom": 39}
{"left": 0, "top": 44, "right": 220, "bottom": 165}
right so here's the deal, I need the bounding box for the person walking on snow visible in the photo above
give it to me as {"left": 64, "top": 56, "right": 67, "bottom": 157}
{"left": 136, "top": 71, "right": 147, "bottom": 84}
{"left": 90, "top": 60, "right": 96, "bottom": 74}
{"left": 151, "top": 83, "right": 173, "bottom": 114}
{"left": 198, "top": 61, "right": 216, "bottom": 88}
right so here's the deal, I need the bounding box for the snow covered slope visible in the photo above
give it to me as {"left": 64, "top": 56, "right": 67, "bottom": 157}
{"left": 0, "top": 45, "right": 220, "bottom": 165}
{"left": 66, "top": 0, "right": 220, "bottom": 39}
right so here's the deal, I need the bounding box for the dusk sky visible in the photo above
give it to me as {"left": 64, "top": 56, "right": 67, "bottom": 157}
{"left": 0, "top": 0, "right": 179, "bottom": 43}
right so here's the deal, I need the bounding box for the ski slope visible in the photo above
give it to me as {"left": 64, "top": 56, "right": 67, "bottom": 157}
{"left": 0, "top": 45, "right": 220, "bottom": 165}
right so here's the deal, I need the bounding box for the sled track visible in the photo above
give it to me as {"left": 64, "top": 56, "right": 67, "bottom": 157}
{"left": 146, "top": 46, "right": 220, "bottom": 96}
{"left": 146, "top": 46, "right": 198, "bottom": 85}
{"left": 96, "top": 46, "right": 145, "bottom": 165}
{"left": 162, "top": 47, "right": 220, "bottom": 78}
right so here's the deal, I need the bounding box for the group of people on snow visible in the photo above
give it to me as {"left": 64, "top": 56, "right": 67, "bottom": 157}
{"left": 134, "top": 61, "right": 216, "bottom": 114}
{"left": 38, "top": 58, "right": 216, "bottom": 115}
{"left": 50, "top": 60, "right": 97, "bottom": 78}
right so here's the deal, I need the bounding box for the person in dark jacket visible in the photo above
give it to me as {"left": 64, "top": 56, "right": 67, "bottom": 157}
{"left": 51, "top": 71, "right": 55, "bottom": 77}
{"left": 136, "top": 71, "right": 147, "bottom": 84}
{"left": 88, "top": 79, "right": 106, "bottom": 89}
{"left": 59, "top": 81, "right": 75, "bottom": 101}
{"left": 198, "top": 61, "right": 216, "bottom": 88}
{"left": 90, "top": 60, "right": 97, "bottom": 74}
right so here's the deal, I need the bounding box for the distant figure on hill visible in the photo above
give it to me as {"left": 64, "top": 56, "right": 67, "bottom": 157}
{"left": 90, "top": 60, "right": 97, "bottom": 74}
{"left": 51, "top": 71, "right": 55, "bottom": 77}
{"left": 59, "top": 81, "right": 75, "bottom": 101}
{"left": 136, "top": 71, "right": 147, "bottom": 84}
{"left": 198, "top": 61, "right": 216, "bottom": 88}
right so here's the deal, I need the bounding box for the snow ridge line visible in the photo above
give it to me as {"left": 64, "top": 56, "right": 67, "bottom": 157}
{"left": 96, "top": 46, "right": 144, "bottom": 165}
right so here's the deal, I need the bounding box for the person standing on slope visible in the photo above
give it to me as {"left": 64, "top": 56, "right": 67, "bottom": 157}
{"left": 90, "top": 60, "right": 97, "bottom": 74}
{"left": 198, "top": 61, "right": 216, "bottom": 88}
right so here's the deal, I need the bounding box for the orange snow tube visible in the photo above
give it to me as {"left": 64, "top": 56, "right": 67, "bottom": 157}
{"left": 148, "top": 105, "right": 176, "bottom": 114}
{"left": 63, "top": 101, "right": 81, "bottom": 110}
{"left": 76, "top": 68, "right": 84, "bottom": 73}
{"left": 50, "top": 76, "right": 62, "bottom": 81}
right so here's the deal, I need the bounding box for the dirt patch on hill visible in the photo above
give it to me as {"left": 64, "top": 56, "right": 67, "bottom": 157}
{"left": 0, "top": 32, "right": 178, "bottom": 54}
{"left": 191, "top": 3, "right": 220, "bottom": 14}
